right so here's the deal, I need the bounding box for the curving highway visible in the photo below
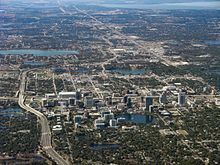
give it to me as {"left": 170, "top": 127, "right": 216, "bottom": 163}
{"left": 18, "top": 70, "right": 69, "bottom": 165}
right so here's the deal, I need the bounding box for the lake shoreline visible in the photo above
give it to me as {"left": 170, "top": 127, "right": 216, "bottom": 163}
{"left": 0, "top": 49, "right": 79, "bottom": 56}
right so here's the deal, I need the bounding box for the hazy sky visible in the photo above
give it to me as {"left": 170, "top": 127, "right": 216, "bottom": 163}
{"left": 1, "top": 0, "right": 220, "bottom": 9}
{"left": 1, "top": 0, "right": 219, "bottom": 3}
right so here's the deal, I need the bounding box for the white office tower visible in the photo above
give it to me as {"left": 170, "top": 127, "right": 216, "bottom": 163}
{"left": 159, "top": 91, "right": 168, "bottom": 105}
{"left": 178, "top": 92, "right": 186, "bottom": 106}
{"left": 109, "top": 119, "right": 117, "bottom": 127}
{"left": 66, "top": 113, "right": 70, "bottom": 121}
{"left": 45, "top": 93, "right": 57, "bottom": 99}
{"left": 94, "top": 118, "right": 106, "bottom": 129}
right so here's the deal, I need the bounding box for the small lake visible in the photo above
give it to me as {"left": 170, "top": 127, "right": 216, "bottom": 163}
{"left": 0, "top": 126, "right": 7, "bottom": 129}
{"left": 23, "top": 61, "right": 46, "bottom": 66}
{"left": 0, "top": 107, "right": 23, "bottom": 117}
{"left": 205, "top": 40, "right": 220, "bottom": 45}
{"left": 90, "top": 144, "right": 119, "bottom": 150}
{"left": 116, "top": 113, "right": 154, "bottom": 124}
{"left": 0, "top": 49, "right": 79, "bottom": 56}
{"left": 167, "top": 40, "right": 179, "bottom": 45}
{"left": 109, "top": 68, "right": 146, "bottom": 75}
{"left": 72, "top": 67, "right": 90, "bottom": 74}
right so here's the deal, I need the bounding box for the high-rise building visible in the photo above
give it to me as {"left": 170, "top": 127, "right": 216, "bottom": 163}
{"left": 127, "top": 97, "right": 132, "bottom": 108}
{"left": 47, "top": 100, "right": 55, "bottom": 107}
{"left": 76, "top": 91, "right": 81, "bottom": 100}
{"left": 123, "top": 95, "right": 128, "bottom": 104}
{"left": 106, "top": 96, "right": 112, "bottom": 105}
{"left": 84, "top": 96, "right": 93, "bottom": 108}
{"left": 45, "top": 93, "right": 57, "bottom": 99}
{"left": 74, "top": 115, "right": 82, "bottom": 124}
{"left": 146, "top": 96, "right": 153, "bottom": 111}
{"left": 178, "top": 92, "right": 186, "bottom": 106}
{"left": 104, "top": 113, "right": 114, "bottom": 122}
{"left": 159, "top": 91, "right": 168, "bottom": 105}
{"left": 42, "top": 98, "right": 47, "bottom": 107}
{"left": 69, "top": 98, "right": 76, "bottom": 106}
{"left": 101, "top": 110, "right": 111, "bottom": 118}
{"left": 149, "top": 105, "right": 154, "bottom": 113}
{"left": 140, "top": 96, "right": 144, "bottom": 103}
{"left": 109, "top": 119, "right": 117, "bottom": 127}
{"left": 94, "top": 118, "right": 106, "bottom": 129}
{"left": 66, "top": 113, "right": 70, "bottom": 121}
{"left": 117, "top": 117, "right": 126, "bottom": 123}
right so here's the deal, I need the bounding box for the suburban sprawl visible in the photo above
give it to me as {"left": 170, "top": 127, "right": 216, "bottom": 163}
{"left": 0, "top": 0, "right": 220, "bottom": 164}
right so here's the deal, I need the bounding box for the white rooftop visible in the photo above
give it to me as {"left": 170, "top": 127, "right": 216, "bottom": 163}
{"left": 59, "top": 91, "right": 76, "bottom": 95}
{"left": 45, "top": 93, "right": 56, "bottom": 96}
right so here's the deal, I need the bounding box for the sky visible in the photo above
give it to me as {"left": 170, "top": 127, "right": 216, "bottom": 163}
{"left": 1, "top": 0, "right": 220, "bottom": 9}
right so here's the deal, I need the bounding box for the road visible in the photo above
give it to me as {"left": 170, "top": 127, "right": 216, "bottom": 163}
{"left": 57, "top": 1, "right": 171, "bottom": 79}
{"left": 52, "top": 73, "right": 58, "bottom": 95}
{"left": 18, "top": 70, "right": 69, "bottom": 165}
{"left": 87, "top": 75, "right": 103, "bottom": 99}
{"left": 70, "top": 5, "right": 172, "bottom": 66}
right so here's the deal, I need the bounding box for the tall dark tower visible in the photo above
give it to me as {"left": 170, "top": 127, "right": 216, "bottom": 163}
{"left": 146, "top": 96, "right": 153, "bottom": 111}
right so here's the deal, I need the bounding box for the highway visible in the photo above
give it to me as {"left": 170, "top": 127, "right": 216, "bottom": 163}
{"left": 18, "top": 70, "right": 69, "bottom": 165}
{"left": 70, "top": 5, "right": 172, "bottom": 66}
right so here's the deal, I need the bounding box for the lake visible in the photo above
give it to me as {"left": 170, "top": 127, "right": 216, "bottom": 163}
{"left": 116, "top": 113, "right": 154, "bottom": 124}
{"left": 73, "top": 67, "right": 90, "bottom": 74}
{"left": 205, "top": 40, "right": 220, "bottom": 45}
{"left": 97, "top": 1, "right": 220, "bottom": 10}
{"left": 23, "top": 61, "right": 46, "bottom": 66}
{"left": 0, "top": 49, "right": 79, "bottom": 56}
{"left": 0, "top": 107, "right": 23, "bottom": 117}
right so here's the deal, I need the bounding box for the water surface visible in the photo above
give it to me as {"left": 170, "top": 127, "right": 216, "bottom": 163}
{"left": 23, "top": 61, "right": 46, "bottom": 66}
{"left": 0, "top": 49, "right": 79, "bottom": 56}
{"left": 116, "top": 113, "right": 154, "bottom": 124}
{"left": 205, "top": 40, "right": 220, "bottom": 45}
{"left": 0, "top": 107, "right": 23, "bottom": 117}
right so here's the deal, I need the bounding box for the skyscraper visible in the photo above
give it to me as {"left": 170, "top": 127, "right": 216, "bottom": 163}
{"left": 178, "top": 92, "right": 186, "bottom": 106}
{"left": 127, "top": 97, "right": 132, "bottom": 108}
{"left": 123, "top": 95, "right": 128, "bottom": 104}
{"left": 84, "top": 96, "right": 94, "bottom": 108}
{"left": 146, "top": 96, "right": 153, "bottom": 111}
{"left": 159, "top": 91, "right": 168, "bottom": 105}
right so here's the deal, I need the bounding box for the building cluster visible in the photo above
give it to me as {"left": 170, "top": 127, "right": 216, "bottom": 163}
{"left": 41, "top": 82, "right": 190, "bottom": 132}
{"left": 42, "top": 91, "right": 84, "bottom": 108}
{"left": 94, "top": 109, "right": 117, "bottom": 129}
